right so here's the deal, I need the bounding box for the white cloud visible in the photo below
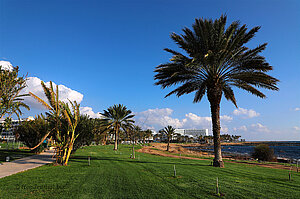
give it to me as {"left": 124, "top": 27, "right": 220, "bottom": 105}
{"left": 232, "top": 123, "right": 273, "bottom": 141}
{"left": 293, "top": 126, "right": 300, "bottom": 131}
{"left": 220, "top": 115, "right": 233, "bottom": 122}
{"left": 221, "top": 126, "right": 229, "bottom": 133}
{"left": 0, "top": 61, "right": 13, "bottom": 71}
{"left": 233, "top": 125, "right": 247, "bottom": 132}
{"left": 80, "top": 106, "right": 101, "bottom": 118}
{"left": 294, "top": 108, "right": 300, "bottom": 111}
{"left": 249, "top": 123, "right": 270, "bottom": 133}
{"left": 135, "top": 108, "right": 184, "bottom": 129}
{"left": 21, "top": 77, "right": 84, "bottom": 109}
{"left": 233, "top": 107, "right": 260, "bottom": 118}
{"left": 184, "top": 113, "right": 211, "bottom": 128}
{"left": 135, "top": 108, "right": 231, "bottom": 132}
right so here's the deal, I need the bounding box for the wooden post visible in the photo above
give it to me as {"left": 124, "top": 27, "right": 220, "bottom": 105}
{"left": 174, "top": 165, "right": 176, "bottom": 178}
{"left": 297, "top": 161, "right": 299, "bottom": 173}
{"left": 289, "top": 167, "right": 291, "bottom": 181}
{"left": 88, "top": 156, "right": 90, "bottom": 166}
{"left": 216, "top": 177, "right": 219, "bottom": 196}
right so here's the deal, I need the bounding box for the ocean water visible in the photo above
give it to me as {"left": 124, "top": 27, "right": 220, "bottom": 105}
{"left": 220, "top": 144, "right": 300, "bottom": 160}
{"left": 186, "top": 142, "right": 300, "bottom": 160}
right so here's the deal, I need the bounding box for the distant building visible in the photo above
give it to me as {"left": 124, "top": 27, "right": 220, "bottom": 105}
{"left": 0, "top": 117, "right": 34, "bottom": 141}
{"left": 174, "top": 128, "right": 209, "bottom": 138}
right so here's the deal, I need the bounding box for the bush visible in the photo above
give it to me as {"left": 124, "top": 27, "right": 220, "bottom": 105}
{"left": 252, "top": 144, "right": 274, "bottom": 161}
{"left": 15, "top": 114, "right": 49, "bottom": 153}
{"left": 72, "top": 115, "right": 95, "bottom": 152}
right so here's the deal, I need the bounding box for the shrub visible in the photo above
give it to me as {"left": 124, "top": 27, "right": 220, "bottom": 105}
{"left": 72, "top": 115, "right": 95, "bottom": 152}
{"left": 15, "top": 114, "right": 49, "bottom": 153}
{"left": 252, "top": 144, "right": 274, "bottom": 161}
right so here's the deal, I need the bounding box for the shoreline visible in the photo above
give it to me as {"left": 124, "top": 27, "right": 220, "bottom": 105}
{"left": 183, "top": 142, "right": 300, "bottom": 162}
{"left": 138, "top": 143, "right": 300, "bottom": 171}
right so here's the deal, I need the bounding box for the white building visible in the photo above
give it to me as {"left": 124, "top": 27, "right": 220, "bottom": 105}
{"left": 174, "top": 128, "right": 209, "bottom": 138}
{"left": 0, "top": 117, "right": 34, "bottom": 141}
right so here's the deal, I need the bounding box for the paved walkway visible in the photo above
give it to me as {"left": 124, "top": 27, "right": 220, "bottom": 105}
{"left": 0, "top": 149, "right": 55, "bottom": 179}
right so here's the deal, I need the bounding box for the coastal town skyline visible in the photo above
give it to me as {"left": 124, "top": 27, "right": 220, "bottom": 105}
{"left": 1, "top": 0, "right": 299, "bottom": 141}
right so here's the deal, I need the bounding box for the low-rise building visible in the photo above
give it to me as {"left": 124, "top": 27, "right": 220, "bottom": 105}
{"left": 174, "top": 128, "right": 209, "bottom": 138}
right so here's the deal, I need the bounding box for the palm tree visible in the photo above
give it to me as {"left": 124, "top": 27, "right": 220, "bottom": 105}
{"left": 0, "top": 66, "right": 30, "bottom": 120}
{"left": 30, "top": 81, "right": 81, "bottom": 165}
{"left": 162, "top": 125, "right": 175, "bottom": 151}
{"left": 145, "top": 129, "right": 153, "bottom": 144}
{"left": 132, "top": 125, "right": 142, "bottom": 159}
{"left": 100, "top": 104, "right": 135, "bottom": 150}
{"left": 154, "top": 15, "right": 279, "bottom": 167}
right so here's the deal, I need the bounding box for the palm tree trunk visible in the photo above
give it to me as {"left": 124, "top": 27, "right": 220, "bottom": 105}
{"left": 132, "top": 138, "right": 135, "bottom": 159}
{"left": 208, "top": 88, "right": 224, "bottom": 168}
{"left": 114, "top": 126, "right": 119, "bottom": 150}
{"left": 167, "top": 137, "right": 170, "bottom": 151}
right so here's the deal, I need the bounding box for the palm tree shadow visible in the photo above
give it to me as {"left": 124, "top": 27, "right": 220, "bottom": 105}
{"left": 70, "top": 155, "right": 210, "bottom": 166}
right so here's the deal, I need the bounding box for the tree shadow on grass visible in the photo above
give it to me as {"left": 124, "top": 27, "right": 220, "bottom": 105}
{"left": 70, "top": 155, "right": 210, "bottom": 167}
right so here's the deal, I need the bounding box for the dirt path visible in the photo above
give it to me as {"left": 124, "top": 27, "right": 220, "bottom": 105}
{"left": 138, "top": 143, "right": 298, "bottom": 171}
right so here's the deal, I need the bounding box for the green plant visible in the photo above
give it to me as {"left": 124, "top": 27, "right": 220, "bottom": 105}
{"left": 29, "top": 81, "right": 81, "bottom": 165}
{"left": 154, "top": 15, "right": 279, "bottom": 167}
{"left": 15, "top": 114, "right": 49, "bottom": 153}
{"left": 100, "top": 104, "right": 135, "bottom": 150}
{"left": 72, "top": 115, "right": 95, "bottom": 152}
{"left": 162, "top": 125, "right": 175, "bottom": 151}
{"left": 252, "top": 144, "right": 274, "bottom": 161}
{"left": 0, "top": 65, "right": 30, "bottom": 120}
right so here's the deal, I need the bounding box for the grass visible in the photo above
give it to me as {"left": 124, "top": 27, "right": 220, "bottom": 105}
{"left": 0, "top": 149, "right": 34, "bottom": 163}
{"left": 0, "top": 145, "right": 299, "bottom": 198}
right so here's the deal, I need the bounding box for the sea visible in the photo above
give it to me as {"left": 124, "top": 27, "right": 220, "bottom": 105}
{"left": 185, "top": 141, "right": 300, "bottom": 160}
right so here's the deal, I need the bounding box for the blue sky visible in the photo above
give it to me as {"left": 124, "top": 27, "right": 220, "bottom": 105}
{"left": 1, "top": 0, "right": 299, "bottom": 140}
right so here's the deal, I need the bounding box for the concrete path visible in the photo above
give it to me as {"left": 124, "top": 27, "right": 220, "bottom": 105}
{"left": 0, "top": 149, "right": 55, "bottom": 179}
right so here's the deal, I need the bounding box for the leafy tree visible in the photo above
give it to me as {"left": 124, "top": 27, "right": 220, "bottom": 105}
{"left": 162, "top": 125, "right": 175, "bottom": 151}
{"left": 72, "top": 115, "right": 95, "bottom": 152}
{"left": 0, "top": 65, "right": 30, "bottom": 120}
{"left": 15, "top": 114, "right": 49, "bottom": 153}
{"left": 125, "top": 124, "right": 140, "bottom": 159}
{"left": 154, "top": 15, "right": 279, "bottom": 167}
{"left": 144, "top": 129, "right": 153, "bottom": 144}
{"left": 93, "top": 119, "right": 113, "bottom": 145}
{"left": 252, "top": 144, "right": 274, "bottom": 161}
{"left": 100, "top": 104, "right": 135, "bottom": 150}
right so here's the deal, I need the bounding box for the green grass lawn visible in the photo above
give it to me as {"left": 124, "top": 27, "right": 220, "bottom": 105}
{"left": 0, "top": 145, "right": 299, "bottom": 199}
{"left": 0, "top": 141, "right": 26, "bottom": 150}
{"left": 0, "top": 149, "right": 34, "bottom": 163}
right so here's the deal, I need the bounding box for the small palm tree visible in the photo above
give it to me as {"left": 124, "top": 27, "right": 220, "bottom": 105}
{"left": 162, "top": 125, "right": 175, "bottom": 151}
{"left": 154, "top": 15, "right": 279, "bottom": 167}
{"left": 131, "top": 125, "right": 142, "bottom": 159}
{"left": 100, "top": 104, "right": 135, "bottom": 150}
{"left": 145, "top": 129, "right": 153, "bottom": 144}
{"left": 30, "top": 81, "right": 80, "bottom": 165}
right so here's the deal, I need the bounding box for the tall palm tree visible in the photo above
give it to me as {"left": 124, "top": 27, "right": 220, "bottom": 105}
{"left": 101, "top": 104, "right": 135, "bottom": 150}
{"left": 163, "top": 125, "right": 175, "bottom": 151}
{"left": 154, "top": 15, "right": 279, "bottom": 167}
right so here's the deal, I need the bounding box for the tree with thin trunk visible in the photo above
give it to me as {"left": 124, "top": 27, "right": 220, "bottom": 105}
{"left": 0, "top": 65, "right": 30, "bottom": 120}
{"left": 154, "top": 15, "right": 279, "bottom": 167}
{"left": 100, "top": 104, "right": 135, "bottom": 150}
{"left": 129, "top": 125, "right": 141, "bottom": 159}
{"left": 29, "top": 81, "right": 81, "bottom": 165}
{"left": 162, "top": 125, "right": 175, "bottom": 151}
{"left": 144, "top": 129, "right": 153, "bottom": 144}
